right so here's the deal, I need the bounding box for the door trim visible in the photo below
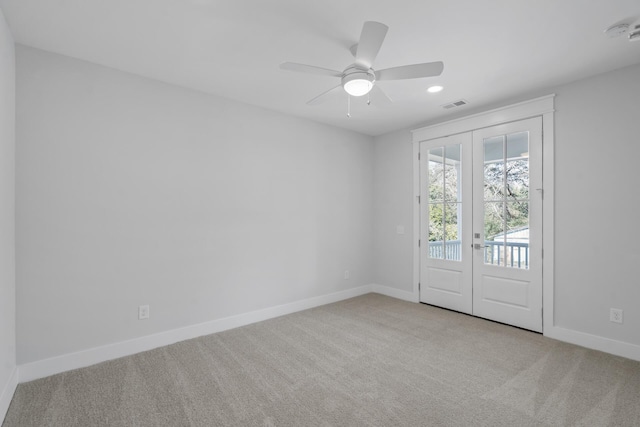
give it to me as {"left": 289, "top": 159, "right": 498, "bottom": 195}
{"left": 412, "top": 95, "right": 555, "bottom": 333}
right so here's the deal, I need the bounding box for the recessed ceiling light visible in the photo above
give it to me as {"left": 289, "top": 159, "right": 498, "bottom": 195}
{"left": 427, "top": 85, "right": 444, "bottom": 93}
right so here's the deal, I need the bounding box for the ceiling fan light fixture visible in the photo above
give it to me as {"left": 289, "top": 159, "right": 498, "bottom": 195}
{"left": 281, "top": 22, "right": 444, "bottom": 106}
{"left": 342, "top": 69, "right": 375, "bottom": 97}
{"left": 344, "top": 79, "right": 373, "bottom": 96}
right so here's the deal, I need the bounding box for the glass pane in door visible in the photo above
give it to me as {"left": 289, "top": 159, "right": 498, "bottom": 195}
{"left": 483, "top": 132, "right": 530, "bottom": 269}
{"left": 483, "top": 136, "right": 504, "bottom": 202}
{"left": 444, "top": 203, "right": 460, "bottom": 260}
{"left": 506, "top": 132, "right": 529, "bottom": 200}
{"left": 429, "top": 203, "right": 444, "bottom": 259}
{"left": 505, "top": 201, "right": 529, "bottom": 268}
{"left": 484, "top": 201, "right": 504, "bottom": 265}
{"left": 428, "top": 144, "right": 462, "bottom": 261}
{"left": 428, "top": 147, "right": 444, "bottom": 202}
{"left": 444, "top": 145, "right": 460, "bottom": 202}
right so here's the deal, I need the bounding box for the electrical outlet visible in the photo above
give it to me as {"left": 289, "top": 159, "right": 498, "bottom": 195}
{"left": 396, "top": 225, "right": 405, "bottom": 235}
{"left": 344, "top": 270, "right": 350, "bottom": 280}
{"left": 138, "top": 305, "right": 150, "bottom": 320}
{"left": 610, "top": 308, "right": 623, "bottom": 324}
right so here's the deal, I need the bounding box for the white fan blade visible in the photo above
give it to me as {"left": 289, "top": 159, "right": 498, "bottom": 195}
{"left": 355, "top": 21, "right": 388, "bottom": 69}
{"left": 307, "top": 85, "right": 342, "bottom": 105}
{"left": 370, "top": 85, "right": 393, "bottom": 106}
{"left": 280, "top": 62, "right": 342, "bottom": 77}
{"left": 376, "top": 62, "right": 444, "bottom": 81}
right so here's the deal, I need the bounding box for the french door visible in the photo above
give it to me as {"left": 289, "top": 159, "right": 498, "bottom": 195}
{"left": 419, "top": 117, "right": 543, "bottom": 332}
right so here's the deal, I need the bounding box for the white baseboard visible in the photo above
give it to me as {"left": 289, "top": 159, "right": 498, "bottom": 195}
{"left": 0, "top": 367, "right": 18, "bottom": 424}
{"left": 371, "top": 284, "right": 418, "bottom": 303}
{"left": 544, "top": 325, "right": 640, "bottom": 362}
{"left": 373, "top": 284, "right": 640, "bottom": 362}
{"left": 23, "top": 285, "right": 638, "bottom": 385}
{"left": 18, "top": 285, "right": 374, "bottom": 383}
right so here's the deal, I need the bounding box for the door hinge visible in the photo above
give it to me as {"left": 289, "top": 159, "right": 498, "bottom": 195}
{"left": 418, "top": 195, "right": 421, "bottom": 204}
{"left": 418, "top": 152, "right": 421, "bottom": 160}
{"left": 541, "top": 248, "right": 544, "bottom": 259}
{"left": 418, "top": 283, "right": 421, "bottom": 291}
{"left": 418, "top": 239, "right": 421, "bottom": 247}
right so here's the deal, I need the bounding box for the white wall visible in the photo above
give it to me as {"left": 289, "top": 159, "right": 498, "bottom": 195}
{"left": 373, "top": 62, "right": 640, "bottom": 353}
{"left": 0, "top": 6, "right": 16, "bottom": 421}
{"left": 553, "top": 63, "right": 640, "bottom": 345}
{"left": 16, "top": 46, "right": 373, "bottom": 364}
{"left": 372, "top": 129, "right": 413, "bottom": 293}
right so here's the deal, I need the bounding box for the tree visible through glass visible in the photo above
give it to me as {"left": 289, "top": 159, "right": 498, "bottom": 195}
{"left": 483, "top": 132, "right": 530, "bottom": 269}
{"left": 428, "top": 145, "right": 462, "bottom": 261}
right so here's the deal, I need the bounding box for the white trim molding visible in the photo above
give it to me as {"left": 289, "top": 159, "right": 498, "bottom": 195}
{"left": 18, "top": 285, "right": 374, "bottom": 382}
{"left": 0, "top": 367, "right": 18, "bottom": 423}
{"left": 371, "top": 284, "right": 417, "bottom": 303}
{"left": 412, "top": 141, "right": 421, "bottom": 303}
{"left": 545, "top": 326, "right": 640, "bottom": 362}
{"left": 412, "top": 95, "right": 556, "bottom": 142}
{"left": 541, "top": 110, "right": 555, "bottom": 333}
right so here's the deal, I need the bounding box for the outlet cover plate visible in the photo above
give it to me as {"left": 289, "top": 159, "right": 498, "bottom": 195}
{"left": 610, "top": 308, "right": 623, "bottom": 324}
{"left": 139, "top": 305, "right": 150, "bottom": 320}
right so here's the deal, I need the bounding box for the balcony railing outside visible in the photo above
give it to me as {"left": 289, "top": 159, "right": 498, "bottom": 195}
{"left": 429, "top": 240, "right": 529, "bottom": 269}
{"left": 428, "top": 240, "right": 462, "bottom": 260}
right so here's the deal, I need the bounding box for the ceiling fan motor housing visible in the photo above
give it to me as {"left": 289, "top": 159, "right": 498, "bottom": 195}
{"left": 342, "top": 66, "right": 376, "bottom": 96}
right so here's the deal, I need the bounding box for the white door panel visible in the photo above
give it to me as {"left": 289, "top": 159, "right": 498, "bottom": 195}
{"left": 419, "top": 133, "right": 472, "bottom": 314}
{"left": 420, "top": 117, "right": 543, "bottom": 332}
{"left": 472, "top": 117, "right": 543, "bottom": 332}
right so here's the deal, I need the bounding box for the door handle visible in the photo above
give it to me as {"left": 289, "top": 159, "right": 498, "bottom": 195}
{"left": 474, "top": 243, "right": 486, "bottom": 250}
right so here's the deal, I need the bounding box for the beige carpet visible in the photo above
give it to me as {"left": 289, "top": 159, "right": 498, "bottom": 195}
{"left": 4, "top": 293, "right": 640, "bottom": 426}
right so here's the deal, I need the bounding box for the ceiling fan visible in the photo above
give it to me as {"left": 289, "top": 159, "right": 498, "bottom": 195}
{"left": 280, "top": 21, "right": 444, "bottom": 107}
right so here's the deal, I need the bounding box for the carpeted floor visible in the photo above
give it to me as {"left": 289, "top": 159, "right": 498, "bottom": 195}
{"left": 4, "top": 293, "right": 640, "bottom": 426}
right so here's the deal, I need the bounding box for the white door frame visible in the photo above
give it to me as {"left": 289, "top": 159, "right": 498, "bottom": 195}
{"left": 411, "top": 94, "right": 555, "bottom": 333}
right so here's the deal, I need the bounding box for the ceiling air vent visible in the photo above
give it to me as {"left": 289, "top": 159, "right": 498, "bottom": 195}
{"left": 442, "top": 99, "right": 469, "bottom": 109}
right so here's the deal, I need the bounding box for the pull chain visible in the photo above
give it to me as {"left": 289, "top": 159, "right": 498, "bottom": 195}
{"left": 367, "top": 92, "right": 371, "bottom": 106}
{"left": 347, "top": 95, "right": 351, "bottom": 118}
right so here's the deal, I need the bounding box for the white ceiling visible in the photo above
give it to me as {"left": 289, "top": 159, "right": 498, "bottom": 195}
{"left": 1, "top": 0, "right": 639, "bottom": 136}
